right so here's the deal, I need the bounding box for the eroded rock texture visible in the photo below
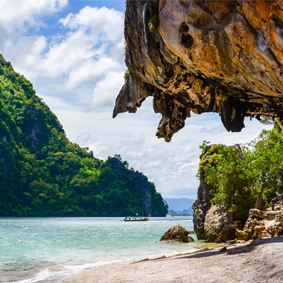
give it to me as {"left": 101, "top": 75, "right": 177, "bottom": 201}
{"left": 238, "top": 196, "right": 283, "bottom": 240}
{"left": 204, "top": 204, "right": 243, "bottom": 242}
{"left": 114, "top": 0, "right": 283, "bottom": 141}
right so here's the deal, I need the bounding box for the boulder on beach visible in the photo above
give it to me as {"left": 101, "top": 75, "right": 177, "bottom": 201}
{"left": 160, "top": 224, "right": 194, "bottom": 243}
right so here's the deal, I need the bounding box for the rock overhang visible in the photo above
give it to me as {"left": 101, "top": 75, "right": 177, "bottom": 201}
{"left": 113, "top": 0, "right": 283, "bottom": 142}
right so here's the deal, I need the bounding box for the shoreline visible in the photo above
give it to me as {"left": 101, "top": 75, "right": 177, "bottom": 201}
{"left": 60, "top": 237, "right": 283, "bottom": 283}
{"left": 30, "top": 242, "right": 217, "bottom": 283}
{"left": 16, "top": 260, "right": 124, "bottom": 283}
{"left": 36, "top": 243, "right": 210, "bottom": 283}
{"left": 18, "top": 242, "right": 209, "bottom": 283}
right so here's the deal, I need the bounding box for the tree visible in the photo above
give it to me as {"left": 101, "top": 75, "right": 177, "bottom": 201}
{"left": 200, "top": 143, "right": 257, "bottom": 219}
{"left": 245, "top": 122, "right": 283, "bottom": 201}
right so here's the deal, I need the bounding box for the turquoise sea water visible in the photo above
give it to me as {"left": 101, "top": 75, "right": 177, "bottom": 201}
{"left": 0, "top": 216, "right": 202, "bottom": 283}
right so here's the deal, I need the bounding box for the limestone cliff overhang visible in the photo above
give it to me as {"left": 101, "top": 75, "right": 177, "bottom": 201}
{"left": 113, "top": 0, "right": 283, "bottom": 142}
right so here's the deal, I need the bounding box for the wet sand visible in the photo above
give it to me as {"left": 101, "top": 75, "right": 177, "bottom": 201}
{"left": 61, "top": 237, "right": 283, "bottom": 283}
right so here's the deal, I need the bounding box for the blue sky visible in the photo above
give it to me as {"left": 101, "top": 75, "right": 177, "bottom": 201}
{"left": 0, "top": 0, "right": 271, "bottom": 198}
{"left": 33, "top": 0, "right": 125, "bottom": 36}
{"left": 69, "top": 0, "right": 125, "bottom": 11}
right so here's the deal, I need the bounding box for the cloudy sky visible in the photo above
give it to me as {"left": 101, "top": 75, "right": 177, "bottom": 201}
{"left": 0, "top": 0, "right": 271, "bottom": 199}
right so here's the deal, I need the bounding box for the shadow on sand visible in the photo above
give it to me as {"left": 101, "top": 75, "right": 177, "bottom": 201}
{"left": 175, "top": 236, "right": 283, "bottom": 260}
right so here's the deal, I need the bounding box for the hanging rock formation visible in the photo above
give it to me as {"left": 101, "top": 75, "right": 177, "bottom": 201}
{"left": 114, "top": 0, "right": 283, "bottom": 142}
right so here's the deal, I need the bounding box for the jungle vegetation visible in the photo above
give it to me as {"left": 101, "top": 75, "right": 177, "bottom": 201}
{"left": 199, "top": 122, "right": 283, "bottom": 218}
{"left": 0, "top": 54, "right": 168, "bottom": 217}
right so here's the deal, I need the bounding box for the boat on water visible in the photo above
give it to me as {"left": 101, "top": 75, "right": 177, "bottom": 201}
{"left": 123, "top": 215, "right": 150, "bottom": 222}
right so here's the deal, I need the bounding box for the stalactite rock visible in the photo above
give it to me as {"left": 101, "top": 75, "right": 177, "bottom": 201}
{"left": 114, "top": 0, "right": 283, "bottom": 142}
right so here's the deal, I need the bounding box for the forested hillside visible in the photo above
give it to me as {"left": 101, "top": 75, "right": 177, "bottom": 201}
{"left": 0, "top": 54, "right": 168, "bottom": 217}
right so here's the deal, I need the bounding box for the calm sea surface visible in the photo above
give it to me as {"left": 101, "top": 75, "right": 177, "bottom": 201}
{"left": 0, "top": 216, "right": 211, "bottom": 283}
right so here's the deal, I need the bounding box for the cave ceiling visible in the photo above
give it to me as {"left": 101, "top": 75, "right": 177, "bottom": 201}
{"left": 113, "top": 0, "right": 283, "bottom": 142}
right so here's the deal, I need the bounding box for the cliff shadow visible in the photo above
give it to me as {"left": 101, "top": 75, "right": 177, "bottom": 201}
{"left": 174, "top": 237, "right": 283, "bottom": 260}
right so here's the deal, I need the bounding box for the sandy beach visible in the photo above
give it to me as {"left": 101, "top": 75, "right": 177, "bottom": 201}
{"left": 60, "top": 237, "right": 283, "bottom": 283}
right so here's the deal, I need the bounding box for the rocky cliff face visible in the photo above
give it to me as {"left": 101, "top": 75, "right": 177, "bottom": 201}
{"left": 192, "top": 144, "right": 245, "bottom": 240}
{"left": 114, "top": 0, "right": 283, "bottom": 141}
{"left": 192, "top": 168, "right": 212, "bottom": 239}
{"left": 134, "top": 171, "right": 152, "bottom": 216}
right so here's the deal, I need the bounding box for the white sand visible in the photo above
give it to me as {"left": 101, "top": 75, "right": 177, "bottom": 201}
{"left": 61, "top": 237, "right": 283, "bottom": 283}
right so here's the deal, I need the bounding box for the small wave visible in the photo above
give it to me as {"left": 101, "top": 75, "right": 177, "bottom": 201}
{"left": 119, "top": 257, "right": 130, "bottom": 261}
{"left": 148, "top": 220, "right": 192, "bottom": 223}
{"left": 17, "top": 268, "right": 50, "bottom": 283}
{"left": 15, "top": 260, "right": 122, "bottom": 283}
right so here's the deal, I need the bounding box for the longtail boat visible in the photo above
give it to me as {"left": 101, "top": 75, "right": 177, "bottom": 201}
{"left": 123, "top": 215, "right": 150, "bottom": 222}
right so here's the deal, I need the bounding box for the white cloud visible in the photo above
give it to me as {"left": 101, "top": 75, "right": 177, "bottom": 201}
{"left": 0, "top": 0, "right": 68, "bottom": 31}
{"left": 91, "top": 70, "right": 125, "bottom": 108}
{"left": 59, "top": 6, "right": 124, "bottom": 42}
{"left": 1, "top": 4, "right": 125, "bottom": 108}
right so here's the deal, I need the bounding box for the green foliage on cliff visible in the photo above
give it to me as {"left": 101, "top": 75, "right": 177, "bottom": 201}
{"left": 124, "top": 69, "right": 130, "bottom": 82}
{"left": 0, "top": 54, "right": 168, "bottom": 217}
{"left": 200, "top": 144, "right": 257, "bottom": 218}
{"left": 198, "top": 141, "right": 221, "bottom": 173}
{"left": 245, "top": 122, "right": 283, "bottom": 201}
{"left": 199, "top": 123, "right": 283, "bottom": 217}
{"left": 148, "top": 14, "right": 159, "bottom": 33}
